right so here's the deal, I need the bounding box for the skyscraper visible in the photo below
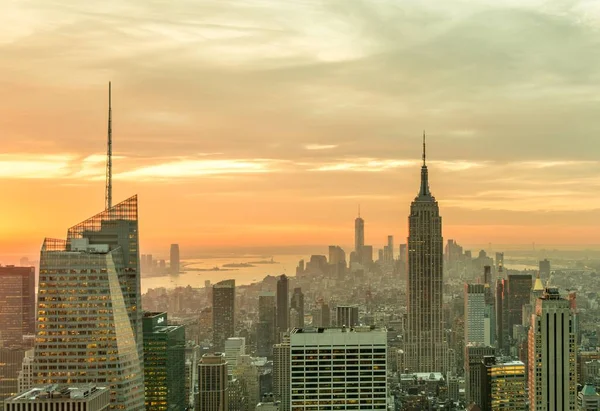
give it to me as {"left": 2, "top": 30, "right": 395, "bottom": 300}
{"left": 480, "top": 356, "right": 527, "bottom": 411}
{"left": 465, "top": 284, "right": 486, "bottom": 345}
{"left": 143, "top": 312, "right": 186, "bottom": 411}
{"left": 213, "top": 279, "right": 235, "bottom": 351}
{"left": 355, "top": 209, "right": 364, "bottom": 261}
{"left": 507, "top": 274, "right": 532, "bottom": 339}
{"left": 465, "top": 344, "right": 495, "bottom": 407}
{"left": 170, "top": 244, "right": 180, "bottom": 274}
{"left": 0, "top": 266, "right": 35, "bottom": 347}
{"left": 405, "top": 133, "right": 446, "bottom": 373}
{"left": 290, "top": 288, "right": 304, "bottom": 328}
{"left": 33, "top": 197, "right": 145, "bottom": 410}
{"left": 539, "top": 259, "right": 551, "bottom": 282}
{"left": 336, "top": 305, "right": 359, "bottom": 327}
{"left": 257, "top": 292, "right": 276, "bottom": 358}
{"left": 198, "top": 353, "right": 228, "bottom": 411}
{"left": 224, "top": 337, "right": 245, "bottom": 376}
{"left": 273, "top": 340, "right": 290, "bottom": 411}
{"left": 290, "top": 327, "right": 387, "bottom": 410}
{"left": 528, "top": 288, "right": 577, "bottom": 410}
{"left": 276, "top": 275, "right": 289, "bottom": 336}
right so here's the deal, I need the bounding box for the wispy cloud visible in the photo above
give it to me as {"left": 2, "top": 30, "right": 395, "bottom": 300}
{"left": 311, "top": 158, "right": 417, "bottom": 172}
{"left": 0, "top": 154, "right": 74, "bottom": 179}
{"left": 304, "top": 144, "right": 338, "bottom": 150}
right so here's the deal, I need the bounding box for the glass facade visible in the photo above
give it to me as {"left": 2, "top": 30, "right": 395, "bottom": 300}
{"left": 0, "top": 266, "right": 36, "bottom": 347}
{"left": 33, "top": 196, "right": 145, "bottom": 410}
{"left": 143, "top": 312, "right": 186, "bottom": 411}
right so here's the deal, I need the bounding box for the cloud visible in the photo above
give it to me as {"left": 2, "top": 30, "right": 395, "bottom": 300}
{"left": 304, "top": 144, "right": 338, "bottom": 150}
{"left": 0, "top": 154, "right": 74, "bottom": 179}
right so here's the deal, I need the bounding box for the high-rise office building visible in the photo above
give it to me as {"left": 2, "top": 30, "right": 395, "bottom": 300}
{"left": 257, "top": 292, "right": 277, "bottom": 358}
{"left": 213, "top": 279, "right": 235, "bottom": 352}
{"left": 505, "top": 275, "right": 532, "bottom": 341}
{"left": 170, "top": 244, "right": 180, "bottom": 274}
{"left": 539, "top": 259, "right": 551, "bottom": 282}
{"left": 355, "top": 211, "right": 365, "bottom": 260}
{"left": 290, "top": 288, "right": 304, "bottom": 328}
{"left": 233, "top": 355, "right": 260, "bottom": 409}
{"left": 405, "top": 135, "right": 446, "bottom": 373}
{"left": 528, "top": 288, "right": 576, "bottom": 411}
{"left": 465, "top": 284, "right": 486, "bottom": 345}
{"left": 480, "top": 356, "right": 527, "bottom": 411}
{"left": 387, "top": 235, "right": 394, "bottom": 261}
{"left": 198, "top": 353, "right": 228, "bottom": 411}
{"left": 4, "top": 385, "right": 110, "bottom": 411}
{"left": 33, "top": 197, "right": 145, "bottom": 410}
{"left": 143, "top": 312, "right": 186, "bottom": 411}
{"left": 361, "top": 245, "right": 373, "bottom": 265}
{"left": 276, "top": 275, "right": 289, "bottom": 336}
{"left": 225, "top": 337, "right": 246, "bottom": 376}
{"left": 0, "top": 347, "right": 27, "bottom": 406}
{"left": 17, "top": 349, "right": 34, "bottom": 393}
{"left": 495, "top": 252, "right": 504, "bottom": 273}
{"left": 0, "top": 266, "right": 35, "bottom": 347}
{"left": 465, "top": 344, "right": 495, "bottom": 407}
{"left": 336, "top": 305, "right": 359, "bottom": 327}
{"left": 290, "top": 327, "right": 387, "bottom": 410}
{"left": 273, "top": 341, "right": 290, "bottom": 411}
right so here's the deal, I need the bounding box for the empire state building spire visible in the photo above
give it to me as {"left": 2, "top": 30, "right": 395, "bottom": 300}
{"left": 418, "top": 131, "right": 432, "bottom": 199}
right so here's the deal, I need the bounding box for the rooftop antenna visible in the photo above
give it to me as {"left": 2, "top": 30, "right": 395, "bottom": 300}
{"left": 105, "top": 82, "right": 112, "bottom": 210}
{"left": 358, "top": 204, "right": 361, "bottom": 218}
{"left": 422, "top": 130, "right": 426, "bottom": 166}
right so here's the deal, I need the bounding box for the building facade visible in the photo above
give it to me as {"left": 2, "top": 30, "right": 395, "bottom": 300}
{"left": 336, "top": 306, "right": 359, "bottom": 328}
{"left": 276, "top": 275, "right": 289, "bottom": 336}
{"left": 257, "top": 292, "right": 276, "bottom": 358}
{"left": 4, "top": 385, "right": 110, "bottom": 411}
{"left": 290, "top": 327, "right": 387, "bottom": 410}
{"left": 273, "top": 341, "right": 290, "bottom": 411}
{"left": 33, "top": 196, "right": 144, "bottom": 411}
{"left": 143, "top": 312, "right": 186, "bottom": 411}
{"left": 0, "top": 266, "right": 36, "bottom": 348}
{"left": 198, "top": 353, "right": 228, "bottom": 411}
{"left": 290, "top": 288, "right": 304, "bottom": 329}
{"left": 465, "top": 284, "right": 486, "bottom": 345}
{"left": 465, "top": 344, "right": 495, "bottom": 408}
{"left": 225, "top": 337, "right": 246, "bottom": 376}
{"left": 405, "top": 137, "right": 446, "bottom": 373}
{"left": 528, "top": 288, "right": 576, "bottom": 411}
{"left": 480, "top": 356, "right": 527, "bottom": 410}
{"left": 213, "top": 280, "right": 235, "bottom": 352}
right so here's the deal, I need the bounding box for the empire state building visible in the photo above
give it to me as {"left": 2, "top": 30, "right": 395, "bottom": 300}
{"left": 405, "top": 133, "right": 446, "bottom": 373}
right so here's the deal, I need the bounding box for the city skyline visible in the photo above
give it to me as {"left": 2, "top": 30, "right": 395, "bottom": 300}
{"left": 3, "top": 0, "right": 600, "bottom": 258}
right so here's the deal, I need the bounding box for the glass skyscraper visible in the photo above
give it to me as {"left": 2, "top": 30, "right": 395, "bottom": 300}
{"left": 33, "top": 196, "right": 144, "bottom": 410}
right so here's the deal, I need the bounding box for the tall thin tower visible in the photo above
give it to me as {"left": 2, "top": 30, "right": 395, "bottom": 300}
{"left": 105, "top": 81, "right": 112, "bottom": 210}
{"left": 405, "top": 132, "right": 447, "bottom": 372}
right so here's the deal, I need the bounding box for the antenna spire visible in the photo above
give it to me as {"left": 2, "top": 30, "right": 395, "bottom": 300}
{"left": 358, "top": 204, "right": 361, "bottom": 218}
{"left": 422, "top": 130, "right": 426, "bottom": 166}
{"left": 105, "top": 82, "right": 112, "bottom": 210}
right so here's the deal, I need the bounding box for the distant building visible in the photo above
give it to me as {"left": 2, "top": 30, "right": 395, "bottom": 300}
{"left": 0, "top": 347, "right": 27, "bottom": 405}
{"left": 233, "top": 355, "right": 260, "bottom": 409}
{"left": 290, "top": 327, "right": 387, "bottom": 410}
{"left": 480, "top": 356, "right": 527, "bottom": 410}
{"left": 225, "top": 338, "right": 246, "bottom": 376}
{"left": 4, "top": 385, "right": 110, "bottom": 411}
{"left": 170, "top": 244, "right": 180, "bottom": 274}
{"left": 465, "top": 344, "right": 495, "bottom": 407}
{"left": 17, "top": 349, "right": 34, "bottom": 393}
{"left": 257, "top": 293, "right": 276, "bottom": 358}
{"left": 465, "top": 284, "right": 486, "bottom": 345}
{"left": 539, "top": 259, "right": 550, "bottom": 282}
{"left": 506, "top": 275, "right": 532, "bottom": 340}
{"left": 528, "top": 288, "right": 576, "bottom": 410}
{"left": 355, "top": 212, "right": 365, "bottom": 261}
{"left": 276, "top": 275, "right": 289, "bottom": 336}
{"left": 290, "top": 288, "right": 304, "bottom": 328}
{"left": 336, "top": 305, "right": 359, "bottom": 327}
{"left": 143, "top": 312, "right": 186, "bottom": 411}
{"left": 213, "top": 280, "right": 235, "bottom": 351}
{"left": 198, "top": 353, "right": 228, "bottom": 411}
{"left": 0, "top": 265, "right": 35, "bottom": 347}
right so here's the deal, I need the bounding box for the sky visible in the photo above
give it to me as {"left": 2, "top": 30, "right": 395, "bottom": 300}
{"left": 1, "top": 0, "right": 600, "bottom": 260}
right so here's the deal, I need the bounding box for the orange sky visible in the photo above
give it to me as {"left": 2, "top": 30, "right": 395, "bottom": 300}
{"left": 2, "top": 0, "right": 600, "bottom": 262}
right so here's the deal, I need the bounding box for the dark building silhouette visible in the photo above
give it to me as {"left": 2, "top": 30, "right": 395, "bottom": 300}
{"left": 170, "top": 244, "right": 180, "bottom": 274}
{"left": 0, "top": 265, "right": 35, "bottom": 347}
{"left": 276, "top": 275, "right": 289, "bottom": 335}
{"left": 257, "top": 292, "right": 276, "bottom": 358}
{"left": 290, "top": 288, "right": 305, "bottom": 328}
{"left": 213, "top": 280, "right": 235, "bottom": 351}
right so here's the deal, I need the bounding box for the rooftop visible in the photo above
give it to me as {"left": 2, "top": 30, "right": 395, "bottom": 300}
{"left": 8, "top": 385, "right": 107, "bottom": 402}
{"left": 291, "top": 326, "right": 384, "bottom": 334}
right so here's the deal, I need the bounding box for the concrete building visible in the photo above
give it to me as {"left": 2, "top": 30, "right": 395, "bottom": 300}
{"left": 405, "top": 136, "right": 446, "bottom": 373}
{"left": 290, "top": 327, "right": 387, "bottom": 410}
{"left": 17, "top": 349, "right": 34, "bottom": 393}
{"left": 0, "top": 347, "right": 27, "bottom": 406}
{"left": 480, "top": 356, "right": 527, "bottom": 410}
{"left": 143, "top": 312, "right": 186, "bottom": 411}
{"left": 273, "top": 341, "right": 290, "bottom": 411}
{"left": 198, "top": 353, "right": 228, "bottom": 411}
{"left": 257, "top": 293, "right": 276, "bottom": 358}
{"left": 255, "top": 393, "right": 279, "bottom": 411}
{"left": 0, "top": 266, "right": 35, "bottom": 347}
{"left": 465, "top": 344, "right": 495, "bottom": 408}
{"left": 233, "top": 355, "right": 260, "bottom": 410}
{"left": 4, "top": 385, "right": 109, "bottom": 411}
{"left": 578, "top": 384, "right": 600, "bottom": 410}
{"left": 33, "top": 197, "right": 144, "bottom": 411}
{"left": 225, "top": 338, "right": 246, "bottom": 376}
{"left": 336, "top": 305, "right": 359, "bottom": 328}
{"left": 213, "top": 280, "right": 235, "bottom": 352}
{"left": 528, "top": 288, "right": 577, "bottom": 410}
{"left": 465, "top": 284, "right": 486, "bottom": 345}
